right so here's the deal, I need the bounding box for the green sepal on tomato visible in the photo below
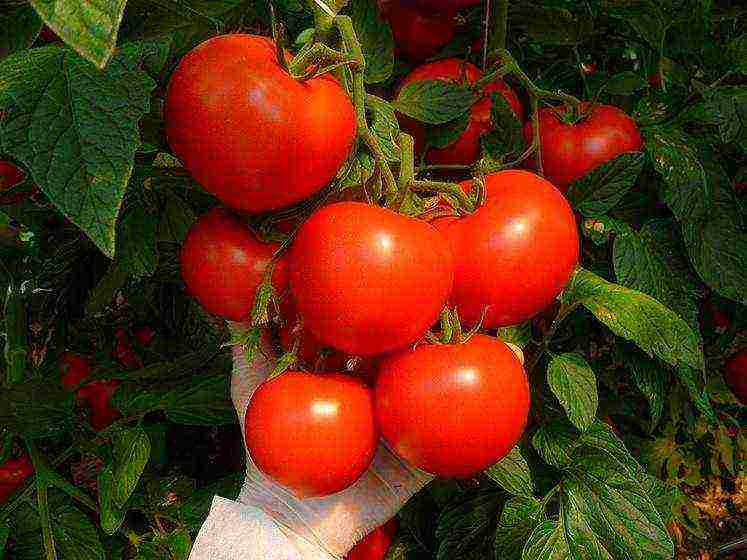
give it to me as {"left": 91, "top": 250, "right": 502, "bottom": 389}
{"left": 165, "top": 34, "right": 356, "bottom": 212}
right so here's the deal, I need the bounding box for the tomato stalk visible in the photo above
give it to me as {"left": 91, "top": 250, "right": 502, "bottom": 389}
{"left": 392, "top": 133, "right": 415, "bottom": 209}
{"left": 485, "top": 0, "right": 510, "bottom": 67}
{"left": 3, "top": 284, "right": 27, "bottom": 387}
{"left": 410, "top": 180, "right": 475, "bottom": 213}
{"left": 287, "top": 42, "right": 354, "bottom": 79}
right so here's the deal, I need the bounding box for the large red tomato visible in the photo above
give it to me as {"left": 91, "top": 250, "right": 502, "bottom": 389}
{"left": 523, "top": 103, "right": 643, "bottom": 191}
{"left": 346, "top": 518, "right": 398, "bottom": 560}
{"left": 383, "top": 1, "right": 455, "bottom": 61}
{"left": 288, "top": 202, "right": 453, "bottom": 356}
{"left": 434, "top": 171, "right": 579, "bottom": 328}
{"left": 725, "top": 350, "right": 747, "bottom": 405}
{"left": 165, "top": 34, "right": 356, "bottom": 212}
{"left": 245, "top": 372, "right": 378, "bottom": 497}
{"left": 0, "top": 161, "right": 25, "bottom": 192}
{"left": 0, "top": 456, "right": 34, "bottom": 503}
{"left": 180, "top": 208, "right": 287, "bottom": 322}
{"left": 398, "top": 59, "right": 523, "bottom": 166}
{"left": 375, "top": 335, "right": 529, "bottom": 477}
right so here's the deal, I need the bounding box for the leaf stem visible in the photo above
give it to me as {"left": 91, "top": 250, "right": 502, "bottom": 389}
{"left": 487, "top": 0, "right": 510, "bottom": 62}
{"left": 394, "top": 133, "right": 416, "bottom": 209}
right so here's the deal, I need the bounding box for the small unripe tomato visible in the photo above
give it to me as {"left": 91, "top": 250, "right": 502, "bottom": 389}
{"left": 346, "top": 518, "right": 398, "bottom": 560}
{"left": 180, "top": 208, "right": 286, "bottom": 322}
{"left": 245, "top": 372, "right": 378, "bottom": 497}
{"left": 725, "top": 350, "right": 747, "bottom": 405}
{"left": 375, "top": 335, "right": 530, "bottom": 477}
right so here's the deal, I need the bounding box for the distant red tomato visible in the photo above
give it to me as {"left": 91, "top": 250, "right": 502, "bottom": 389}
{"left": 114, "top": 327, "right": 144, "bottom": 370}
{"left": 180, "top": 208, "right": 286, "bottom": 322}
{"left": 434, "top": 171, "right": 579, "bottom": 328}
{"left": 165, "top": 34, "right": 356, "bottom": 212}
{"left": 346, "top": 518, "right": 398, "bottom": 560}
{"left": 384, "top": 2, "right": 455, "bottom": 61}
{"left": 0, "top": 456, "right": 34, "bottom": 503}
{"left": 580, "top": 62, "right": 598, "bottom": 76}
{"left": 0, "top": 161, "right": 25, "bottom": 193}
{"left": 245, "top": 372, "right": 378, "bottom": 497}
{"left": 77, "top": 380, "right": 122, "bottom": 431}
{"left": 523, "top": 103, "right": 643, "bottom": 191}
{"left": 59, "top": 353, "right": 93, "bottom": 389}
{"left": 398, "top": 58, "right": 523, "bottom": 166}
{"left": 133, "top": 325, "right": 156, "bottom": 347}
{"left": 375, "top": 335, "right": 530, "bottom": 477}
{"left": 725, "top": 350, "right": 747, "bottom": 405}
{"left": 289, "top": 202, "right": 453, "bottom": 356}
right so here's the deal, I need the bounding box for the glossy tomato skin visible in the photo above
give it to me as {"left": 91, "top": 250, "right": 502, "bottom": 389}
{"left": 0, "top": 161, "right": 25, "bottom": 192}
{"left": 725, "top": 350, "right": 747, "bottom": 405}
{"left": 434, "top": 171, "right": 579, "bottom": 328}
{"left": 0, "top": 456, "right": 34, "bottom": 503}
{"left": 346, "top": 518, "right": 398, "bottom": 560}
{"left": 375, "top": 335, "right": 529, "bottom": 477}
{"left": 289, "top": 202, "right": 454, "bottom": 356}
{"left": 180, "top": 208, "right": 286, "bottom": 322}
{"left": 523, "top": 103, "right": 643, "bottom": 191}
{"left": 165, "top": 34, "right": 356, "bottom": 212}
{"left": 245, "top": 372, "right": 378, "bottom": 497}
{"left": 384, "top": 2, "right": 455, "bottom": 61}
{"left": 399, "top": 59, "right": 523, "bottom": 166}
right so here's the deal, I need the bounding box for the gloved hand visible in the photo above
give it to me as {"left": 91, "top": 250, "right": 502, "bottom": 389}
{"left": 193, "top": 324, "right": 433, "bottom": 559}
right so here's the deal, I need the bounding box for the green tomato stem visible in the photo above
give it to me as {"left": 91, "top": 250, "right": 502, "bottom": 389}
{"left": 410, "top": 180, "right": 474, "bottom": 213}
{"left": 393, "top": 133, "right": 415, "bottom": 209}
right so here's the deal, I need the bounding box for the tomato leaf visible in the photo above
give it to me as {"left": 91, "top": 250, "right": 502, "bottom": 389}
{"left": 395, "top": 80, "right": 474, "bottom": 125}
{"left": 604, "top": 71, "right": 648, "bottom": 96}
{"left": 348, "top": 0, "right": 394, "bottom": 84}
{"left": 0, "top": 382, "right": 74, "bottom": 439}
{"left": 618, "top": 344, "right": 666, "bottom": 432}
{"left": 521, "top": 520, "right": 571, "bottom": 560}
{"left": 0, "top": 7, "right": 42, "bottom": 60}
{"left": 703, "top": 86, "right": 747, "bottom": 148}
{"left": 427, "top": 113, "right": 470, "bottom": 150}
{"left": 164, "top": 375, "right": 234, "bottom": 426}
{"left": 165, "top": 527, "right": 192, "bottom": 560}
{"left": 0, "top": 42, "right": 162, "bottom": 257}
{"left": 51, "top": 504, "right": 105, "bottom": 560}
{"left": 366, "top": 94, "right": 400, "bottom": 161}
{"left": 531, "top": 421, "right": 578, "bottom": 468}
{"left": 547, "top": 353, "right": 598, "bottom": 432}
{"left": 485, "top": 446, "right": 534, "bottom": 498}
{"left": 566, "top": 152, "right": 645, "bottom": 217}
{"left": 97, "top": 466, "right": 125, "bottom": 535}
{"left": 116, "top": 204, "right": 159, "bottom": 280}
{"left": 494, "top": 497, "right": 544, "bottom": 560}
{"left": 29, "top": 0, "right": 128, "bottom": 68}
{"left": 562, "top": 268, "right": 704, "bottom": 372}
{"left": 435, "top": 490, "right": 502, "bottom": 560}
{"left": 511, "top": 6, "right": 593, "bottom": 46}
{"left": 157, "top": 192, "right": 195, "bottom": 244}
{"left": 112, "top": 428, "right": 151, "bottom": 508}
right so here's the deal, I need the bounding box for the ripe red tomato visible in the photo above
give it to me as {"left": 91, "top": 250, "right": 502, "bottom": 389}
{"left": 0, "top": 456, "right": 34, "bottom": 503}
{"left": 59, "top": 353, "right": 93, "bottom": 389}
{"left": 245, "top": 372, "right": 378, "bottom": 497}
{"left": 523, "top": 103, "right": 643, "bottom": 191}
{"left": 383, "top": 2, "right": 455, "bottom": 61}
{"left": 77, "top": 380, "right": 122, "bottom": 431}
{"left": 346, "top": 518, "right": 398, "bottom": 560}
{"left": 375, "top": 334, "right": 530, "bottom": 477}
{"left": 0, "top": 161, "right": 25, "bottom": 192}
{"left": 114, "top": 326, "right": 144, "bottom": 369}
{"left": 434, "top": 171, "right": 579, "bottom": 328}
{"left": 133, "top": 325, "right": 156, "bottom": 347}
{"left": 398, "top": 59, "right": 523, "bottom": 166}
{"left": 288, "top": 202, "right": 453, "bottom": 356}
{"left": 180, "top": 208, "right": 287, "bottom": 322}
{"left": 725, "top": 350, "right": 747, "bottom": 405}
{"left": 580, "top": 62, "right": 598, "bottom": 76}
{"left": 165, "top": 34, "right": 356, "bottom": 212}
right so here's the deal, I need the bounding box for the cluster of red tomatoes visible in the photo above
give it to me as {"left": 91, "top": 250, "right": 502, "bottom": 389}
{"left": 165, "top": 31, "right": 644, "bottom": 557}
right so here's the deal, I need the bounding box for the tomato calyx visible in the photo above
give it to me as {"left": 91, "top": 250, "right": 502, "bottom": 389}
{"left": 426, "top": 306, "right": 487, "bottom": 346}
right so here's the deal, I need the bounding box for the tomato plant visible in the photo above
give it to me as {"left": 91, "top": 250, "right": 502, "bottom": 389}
{"left": 245, "top": 371, "right": 378, "bottom": 497}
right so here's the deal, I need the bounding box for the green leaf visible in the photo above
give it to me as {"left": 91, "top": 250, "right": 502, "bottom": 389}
{"left": 427, "top": 113, "right": 470, "bottom": 150}
{"left": 394, "top": 80, "right": 474, "bottom": 125}
{"left": 52, "top": 504, "right": 105, "bottom": 560}
{"left": 604, "top": 71, "right": 648, "bottom": 96}
{"left": 511, "top": 6, "right": 592, "bottom": 45}
{"left": 494, "top": 497, "right": 544, "bottom": 560}
{"left": 436, "top": 491, "right": 502, "bottom": 560}
{"left": 486, "top": 447, "right": 534, "bottom": 497}
{"left": 348, "top": 0, "right": 393, "bottom": 84}
{"left": 384, "top": 536, "right": 422, "bottom": 560}
{"left": 0, "top": 523, "right": 9, "bottom": 558}
{"left": 166, "top": 528, "right": 192, "bottom": 560}
{"left": 522, "top": 520, "right": 571, "bottom": 560}
{"left": 29, "top": 0, "right": 127, "bottom": 68}
{"left": 613, "top": 221, "right": 699, "bottom": 328}
{"left": 566, "top": 152, "right": 645, "bottom": 217}
{"left": 113, "top": 427, "right": 151, "bottom": 508}
{"left": 0, "top": 382, "right": 74, "bottom": 439}
{"left": 562, "top": 268, "right": 704, "bottom": 372}
{"left": 727, "top": 35, "right": 747, "bottom": 74}
{"left": 496, "top": 323, "right": 532, "bottom": 349}
{"left": 171, "top": 474, "right": 243, "bottom": 532}
{"left": 703, "top": 86, "right": 747, "bottom": 147}
{"left": 98, "top": 466, "right": 125, "bottom": 535}
{"left": 611, "top": 2, "right": 666, "bottom": 51}
{"left": 547, "top": 354, "right": 598, "bottom": 432}
{"left": 157, "top": 192, "right": 195, "bottom": 244}
{"left": 561, "top": 449, "right": 674, "bottom": 560}
{"left": 0, "top": 42, "right": 160, "bottom": 257}
{"left": 481, "top": 93, "right": 524, "bottom": 160}
{"left": 0, "top": 7, "right": 42, "bottom": 60}
{"left": 117, "top": 204, "right": 158, "bottom": 279}
{"left": 366, "top": 94, "right": 400, "bottom": 161}
{"left": 620, "top": 344, "right": 666, "bottom": 431}
{"left": 165, "top": 375, "right": 234, "bottom": 425}
{"left": 532, "top": 421, "right": 577, "bottom": 468}
{"left": 337, "top": 148, "right": 375, "bottom": 189}
{"left": 644, "top": 127, "right": 709, "bottom": 222}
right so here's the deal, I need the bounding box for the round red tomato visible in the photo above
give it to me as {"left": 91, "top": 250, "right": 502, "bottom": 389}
{"left": 0, "top": 161, "right": 25, "bottom": 192}
{"left": 289, "top": 202, "right": 453, "bottom": 356}
{"left": 523, "top": 103, "right": 643, "bottom": 191}
{"left": 59, "top": 353, "right": 93, "bottom": 389}
{"left": 383, "top": 2, "right": 455, "bottom": 61}
{"left": 375, "top": 334, "right": 529, "bottom": 477}
{"left": 725, "top": 350, "right": 747, "bottom": 405}
{"left": 0, "top": 456, "right": 34, "bottom": 503}
{"left": 245, "top": 372, "right": 378, "bottom": 497}
{"left": 434, "top": 171, "right": 579, "bottom": 328}
{"left": 398, "top": 59, "right": 523, "bottom": 166}
{"left": 180, "top": 207, "right": 287, "bottom": 322}
{"left": 165, "top": 34, "right": 356, "bottom": 212}
{"left": 346, "top": 518, "right": 398, "bottom": 560}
